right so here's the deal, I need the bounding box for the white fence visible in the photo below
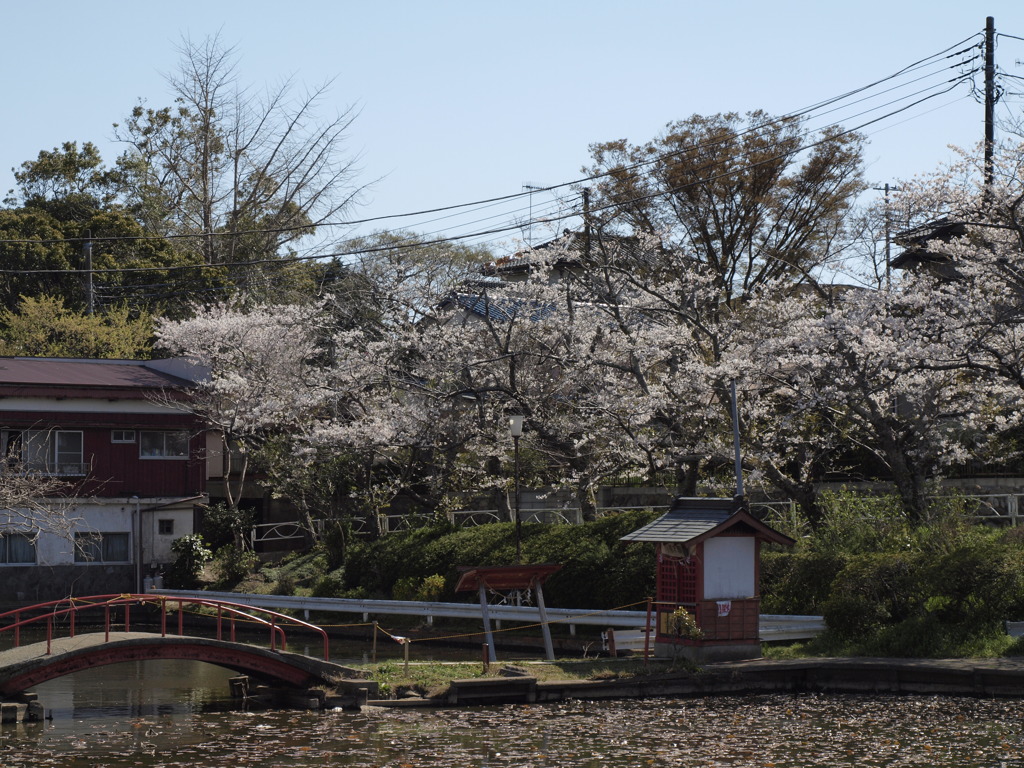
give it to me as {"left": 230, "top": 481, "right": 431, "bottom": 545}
{"left": 251, "top": 493, "right": 1024, "bottom": 547}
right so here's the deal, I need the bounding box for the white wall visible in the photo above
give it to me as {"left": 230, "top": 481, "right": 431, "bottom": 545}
{"left": 702, "top": 537, "right": 756, "bottom": 599}
{"left": 21, "top": 499, "right": 194, "bottom": 567}
{"left": 143, "top": 507, "right": 195, "bottom": 565}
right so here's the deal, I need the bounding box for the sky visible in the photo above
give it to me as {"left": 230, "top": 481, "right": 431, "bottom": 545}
{"left": 3, "top": 1, "right": 1023, "bottom": 260}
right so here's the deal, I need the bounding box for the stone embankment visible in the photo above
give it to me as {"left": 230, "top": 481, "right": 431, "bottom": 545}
{"left": 373, "top": 657, "right": 1024, "bottom": 708}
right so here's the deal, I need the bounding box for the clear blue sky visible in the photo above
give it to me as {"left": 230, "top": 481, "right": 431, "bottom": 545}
{"left": 3, "top": 2, "right": 1022, "bottom": 256}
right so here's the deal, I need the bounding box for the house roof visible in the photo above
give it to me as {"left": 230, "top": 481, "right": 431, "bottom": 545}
{"left": 621, "top": 496, "right": 794, "bottom": 547}
{"left": 0, "top": 357, "right": 205, "bottom": 398}
{"left": 445, "top": 292, "right": 558, "bottom": 323}
{"left": 890, "top": 217, "right": 968, "bottom": 272}
{"left": 484, "top": 229, "right": 650, "bottom": 276}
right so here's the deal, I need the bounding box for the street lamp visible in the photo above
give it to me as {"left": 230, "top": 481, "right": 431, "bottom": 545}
{"left": 508, "top": 415, "right": 524, "bottom": 564}
{"left": 131, "top": 495, "right": 141, "bottom": 594}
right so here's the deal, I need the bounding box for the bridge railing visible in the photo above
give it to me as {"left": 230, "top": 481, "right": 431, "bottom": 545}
{"left": 0, "top": 594, "right": 331, "bottom": 661}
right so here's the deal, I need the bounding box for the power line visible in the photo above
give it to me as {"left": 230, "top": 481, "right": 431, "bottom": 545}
{"left": 0, "top": 32, "right": 994, "bottom": 286}
{"left": 0, "top": 33, "right": 986, "bottom": 252}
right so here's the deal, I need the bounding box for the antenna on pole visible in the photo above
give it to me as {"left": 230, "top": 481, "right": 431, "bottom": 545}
{"left": 731, "top": 379, "right": 744, "bottom": 503}
{"left": 523, "top": 184, "right": 545, "bottom": 247}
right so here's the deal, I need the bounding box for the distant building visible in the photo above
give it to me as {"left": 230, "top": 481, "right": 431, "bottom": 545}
{"left": 0, "top": 357, "right": 211, "bottom": 600}
{"left": 890, "top": 218, "right": 969, "bottom": 279}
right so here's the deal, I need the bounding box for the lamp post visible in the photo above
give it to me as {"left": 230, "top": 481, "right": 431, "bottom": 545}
{"left": 131, "top": 495, "right": 141, "bottom": 594}
{"left": 508, "top": 415, "right": 524, "bottom": 564}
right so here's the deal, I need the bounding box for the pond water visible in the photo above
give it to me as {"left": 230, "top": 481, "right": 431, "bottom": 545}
{"left": 2, "top": 660, "right": 1024, "bottom": 767}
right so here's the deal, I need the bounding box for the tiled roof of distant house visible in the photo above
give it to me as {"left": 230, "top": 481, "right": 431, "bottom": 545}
{"left": 0, "top": 357, "right": 205, "bottom": 398}
{"left": 483, "top": 229, "right": 650, "bottom": 276}
{"left": 445, "top": 293, "right": 559, "bottom": 323}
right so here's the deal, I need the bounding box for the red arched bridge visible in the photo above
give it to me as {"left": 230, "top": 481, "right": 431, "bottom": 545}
{"left": 0, "top": 594, "right": 353, "bottom": 696}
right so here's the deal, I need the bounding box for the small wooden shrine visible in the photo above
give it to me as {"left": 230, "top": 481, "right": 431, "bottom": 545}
{"left": 455, "top": 564, "right": 563, "bottom": 662}
{"left": 621, "top": 496, "right": 794, "bottom": 662}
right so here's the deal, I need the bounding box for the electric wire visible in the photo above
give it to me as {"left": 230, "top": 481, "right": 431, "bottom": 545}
{"left": 0, "top": 30, "right": 998, "bottom": 293}
{"left": 0, "top": 71, "right": 979, "bottom": 280}
{"left": 0, "top": 32, "right": 985, "bottom": 252}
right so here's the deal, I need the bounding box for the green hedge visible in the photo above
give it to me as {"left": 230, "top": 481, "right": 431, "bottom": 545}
{"left": 335, "top": 509, "right": 660, "bottom": 609}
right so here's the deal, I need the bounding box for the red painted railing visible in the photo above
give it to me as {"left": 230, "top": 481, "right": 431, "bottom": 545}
{"left": 0, "top": 594, "right": 330, "bottom": 661}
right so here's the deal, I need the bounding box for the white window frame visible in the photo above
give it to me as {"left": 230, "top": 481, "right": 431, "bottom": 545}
{"left": 139, "top": 431, "right": 190, "bottom": 460}
{"left": 2, "top": 429, "right": 86, "bottom": 476}
{"left": 111, "top": 430, "right": 137, "bottom": 444}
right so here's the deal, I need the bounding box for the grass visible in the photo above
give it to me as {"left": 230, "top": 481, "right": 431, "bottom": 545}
{"left": 354, "top": 656, "right": 695, "bottom": 699}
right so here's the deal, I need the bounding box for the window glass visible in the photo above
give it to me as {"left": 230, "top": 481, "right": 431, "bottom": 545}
{"left": 1, "top": 533, "right": 36, "bottom": 564}
{"left": 103, "top": 533, "right": 130, "bottom": 562}
{"left": 7, "top": 430, "right": 84, "bottom": 474}
{"left": 140, "top": 432, "right": 165, "bottom": 457}
{"left": 165, "top": 432, "right": 189, "bottom": 457}
{"left": 75, "top": 533, "right": 103, "bottom": 562}
{"left": 158, "top": 519, "right": 175, "bottom": 535}
{"left": 74, "top": 532, "right": 130, "bottom": 563}
{"left": 111, "top": 430, "right": 136, "bottom": 443}
{"left": 140, "top": 431, "right": 189, "bottom": 458}
{"left": 8, "top": 534, "right": 36, "bottom": 563}
{"left": 22, "top": 431, "right": 49, "bottom": 469}
{"left": 55, "top": 431, "right": 83, "bottom": 472}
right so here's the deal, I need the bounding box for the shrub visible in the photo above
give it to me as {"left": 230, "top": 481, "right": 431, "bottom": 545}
{"left": 336, "top": 510, "right": 661, "bottom": 608}
{"left": 761, "top": 549, "right": 848, "bottom": 615}
{"left": 392, "top": 573, "right": 446, "bottom": 602}
{"left": 212, "top": 543, "right": 260, "bottom": 586}
{"left": 821, "top": 551, "right": 922, "bottom": 641}
{"left": 163, "top": 534, "right": 212, "bottom": 589}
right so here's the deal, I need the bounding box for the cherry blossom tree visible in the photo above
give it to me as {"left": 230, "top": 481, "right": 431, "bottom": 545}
{"left": 0, "top": 467, "right": 80, "bottom": 543}
{"left": 155, "top": 300, "right": 330, "bottom": 516}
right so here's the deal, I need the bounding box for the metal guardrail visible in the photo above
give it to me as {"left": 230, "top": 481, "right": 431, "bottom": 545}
{"left": 151, "top": 589, "right": 824, "bottom": 640}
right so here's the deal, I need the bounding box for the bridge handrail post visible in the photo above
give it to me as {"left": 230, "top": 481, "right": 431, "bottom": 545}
{"left": 14, "top": 612, "right": 19, "bottom": 648}
{"left": 46, "top": 616, "right": 52, "bottom": 655}
{"left": 161, "top": 599, "right": 167, "bottom": 637}
{"left": 104, "top": 605, "right": 110, "bottom": 643}
{"left": 125, "top": 602, "right": 131, "bottom": 633}
{"left": 216, "top": 605, "right": 223, "bottom": 641}
{"left": 70, "top": 606, "right": 76, "bottom": 638}
{"left": 177, "top": 601, "right": 184, "bottom": 636}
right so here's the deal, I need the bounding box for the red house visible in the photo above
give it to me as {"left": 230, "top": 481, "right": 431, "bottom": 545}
{"left": 0, "top": 357, "right": 211, "bottom": 601}
{"left": 622, "top": 496, "right": 794, "bottom": 662}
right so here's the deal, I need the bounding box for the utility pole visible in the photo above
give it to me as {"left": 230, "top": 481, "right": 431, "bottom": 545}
{"left": 83, "top": 232, "right": 94, "bottom": 315}
{"left": 581, "top": 187, "right": 592, "bottom": 264}
{"left": 984, "top": 15, "right": 996, "bottom": 192}
{"left": 873, "top": 184, "right": 900, "bottom": 289}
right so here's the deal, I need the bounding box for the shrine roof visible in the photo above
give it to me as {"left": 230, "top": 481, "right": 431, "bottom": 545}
{"left": 621, "top": 497, "right": 793, "bottom": 547}
{"left": 454, "top": 564, "right": 563, "bottom": 593}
